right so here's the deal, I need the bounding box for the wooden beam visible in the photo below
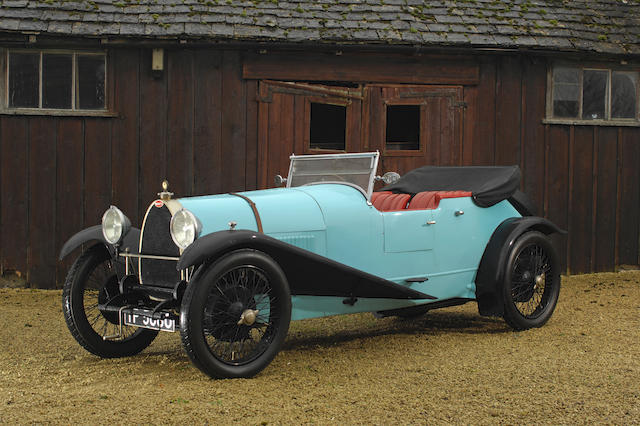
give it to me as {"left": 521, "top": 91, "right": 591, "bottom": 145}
{"left": 243, "top": 53, "right": 480, "bottom": 85}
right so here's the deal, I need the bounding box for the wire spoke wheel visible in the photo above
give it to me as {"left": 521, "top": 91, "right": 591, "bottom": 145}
{"left": 502, "top": 232, "right": 561, "bottom": 330}
{"left": 180, "top": 250, "right": 291, "bottom": 379}
{"left": 510, "top": 244, "right": 554, "bottom": 318}
{"left": 203, "top": 265, "right": 280, "bottom": 365}
{"left": 62, "top": 245, "right": 158, "bottom": 358}
{"left": 82, "top": 259, "right": 138, "bottom": 341}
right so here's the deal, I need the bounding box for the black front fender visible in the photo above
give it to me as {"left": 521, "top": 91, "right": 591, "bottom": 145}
{"left": 475, "top": 217, "right": 565, "bottom": 316}
{"left": 178, "top": 230, "right": 435, "bottom": 300}
{"left": 59, "top": 225, "right": 140, "bottom": 260}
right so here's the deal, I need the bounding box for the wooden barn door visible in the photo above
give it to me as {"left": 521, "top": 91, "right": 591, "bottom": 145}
{"left": 257, "top": 80, "right": 364, "bottom": 189}
{"left": 365, "top": 85, "right": 464, "bottom": 177}
{"left": 257, "top": 82, "right": 463, "bottom": 188}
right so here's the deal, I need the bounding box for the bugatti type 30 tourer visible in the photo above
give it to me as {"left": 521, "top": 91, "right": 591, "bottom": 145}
{"left": 59, "top": 152, "right": 563, "bottom": 378}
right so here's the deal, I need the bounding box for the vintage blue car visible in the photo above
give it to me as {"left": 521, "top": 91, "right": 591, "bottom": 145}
{"left": 60, "top": 152, "right": 562, "bottom": 378}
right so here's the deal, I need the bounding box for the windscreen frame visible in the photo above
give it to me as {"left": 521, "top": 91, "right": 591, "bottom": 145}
{"left": 286, "top": 151, "right": 380, "bottom": 201}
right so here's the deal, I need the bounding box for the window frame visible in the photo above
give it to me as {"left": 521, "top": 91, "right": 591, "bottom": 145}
{"left": 303, "top": 96, "right": 353, "bottom": 154}
{"left": 383, "top": 99, "right": 426, "bottom": 155}
{"left": 1, "top": 48, "right": 115, "bottom": 117}
{"left": 545, "top": 63, "right": 640, "bottom": 127}
{"left": 381, "top": 98, "right": 427, "bottom": 157}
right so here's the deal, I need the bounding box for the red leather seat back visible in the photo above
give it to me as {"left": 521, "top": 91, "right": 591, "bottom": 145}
{"left": 437, "top": 190, "right": 472, "bottom": 202}
{"left": 408, "top": 190, "right": 472, "bottom": 210}
{"left": 407, "top": 191, "right": 439, "bottom": 210}
{"left": 371, "top": 191, "right": 411, "bottom": 211}
{"left": 373, "top": 190, "right": 471, "bottom": 211}
{"left": 370, "top": 191, "right": 390, "bottom": 206}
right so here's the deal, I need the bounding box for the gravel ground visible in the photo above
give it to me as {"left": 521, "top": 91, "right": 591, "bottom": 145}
{"left": 1, "top": 271, "right": 639, "bottom": 424}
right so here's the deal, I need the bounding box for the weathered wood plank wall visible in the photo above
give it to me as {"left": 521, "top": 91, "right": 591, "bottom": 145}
{"left": 466, "top": 55, "right": 639, "bottom": 274}
{"left": 0, "top": 47, "right": 637, "bottom": 287}
{"left": 0, "top": 48, "right": 258, "bottom": 288}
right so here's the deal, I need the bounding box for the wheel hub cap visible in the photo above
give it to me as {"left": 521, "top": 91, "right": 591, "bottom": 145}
{"left": 535, "top": 273, "right": 545, "bottom": 289}
{"left": 237, "top": 309, "right": 260, "bottom": 326}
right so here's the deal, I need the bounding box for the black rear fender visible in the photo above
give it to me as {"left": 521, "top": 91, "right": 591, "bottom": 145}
{"left": 178, "top": 230, "right": 435, "bottom": 301}
{"left": 475, "top": 217, "right": 565, "bottom": 316}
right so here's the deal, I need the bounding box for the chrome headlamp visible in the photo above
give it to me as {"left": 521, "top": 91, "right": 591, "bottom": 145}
{"left": 170, "top": 209, "right": 201, "bottom": 250}
{"left": 101, "top": 206, "right": 131, "bottom": 245}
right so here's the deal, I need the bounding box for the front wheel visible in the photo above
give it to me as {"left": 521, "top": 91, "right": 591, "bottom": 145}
{"left": 62, "top": 244, "right": 158, "bottom": 358}
{"left": 180, "top": 250, "right": 292, "bottom": 379}
{"left": 502, "top": 231, "right": 561, "bottom": 330}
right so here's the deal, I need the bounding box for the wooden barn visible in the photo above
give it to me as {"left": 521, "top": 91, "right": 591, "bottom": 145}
{"left": 0, "top": 0, "right": 638, "bottom": 288}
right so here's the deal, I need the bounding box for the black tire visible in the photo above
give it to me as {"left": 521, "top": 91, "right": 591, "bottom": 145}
{"left": 62, "top": 244, "right": 158, "bottom": 358}
{"left": 180, "top": 249, "right": 291, "bottom": 379}
{"left": 502, "top": 231, "right": 561, "bottom": 330}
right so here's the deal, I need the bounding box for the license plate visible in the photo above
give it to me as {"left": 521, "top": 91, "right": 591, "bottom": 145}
{"left": 123, "top": 309, "right": 176, "bottom": 332}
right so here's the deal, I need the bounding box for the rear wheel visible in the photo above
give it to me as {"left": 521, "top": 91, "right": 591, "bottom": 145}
{"left": 502, "top": 232, "right": 561, "bottom": 330}
{"left": 180, "top": 250, "right": 291, "bottom": 379}
{"left": 62, "top": 244, "right": 158, "bottom": 358}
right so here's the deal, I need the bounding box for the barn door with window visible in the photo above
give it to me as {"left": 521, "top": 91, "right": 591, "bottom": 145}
{"left": 257, "top": 80, "right": 364, "bottom": 189}
{"left": 364, "top": 85, "right": 464, "bottom": 177}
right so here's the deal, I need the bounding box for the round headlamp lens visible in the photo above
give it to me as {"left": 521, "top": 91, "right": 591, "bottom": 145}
{"left": 101, "top": 206, "right": 129, "bottom": 245}
{"left": 170, "top": 209, "right": 200, "bottom": 250}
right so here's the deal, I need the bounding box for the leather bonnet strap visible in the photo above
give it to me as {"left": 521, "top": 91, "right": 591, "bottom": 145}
{"left": 228, "top": 192, "right": 264, "bottom": 233}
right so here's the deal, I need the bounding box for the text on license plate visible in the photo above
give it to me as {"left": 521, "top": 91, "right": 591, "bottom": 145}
{"left": 123, "top": 310, "right": 176, "bottom": 332}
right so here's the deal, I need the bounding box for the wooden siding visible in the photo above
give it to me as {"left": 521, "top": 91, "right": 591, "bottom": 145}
{"left": 0, "top": 47, "right": 637, "bottom": 287}
{"left": 0, "top": 48, "right": 258, "bottom": 287}
{"left": 465, "top": 56, "right": 640, "bottom": 274}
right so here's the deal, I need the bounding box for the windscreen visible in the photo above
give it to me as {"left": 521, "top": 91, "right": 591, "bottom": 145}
{"left": 287, "top": 152, "right": 379, "bottom": 198}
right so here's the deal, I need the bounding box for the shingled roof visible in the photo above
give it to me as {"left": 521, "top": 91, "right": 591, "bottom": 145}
{"left": 1, "top": 0, "right": 639, "bottom": 55}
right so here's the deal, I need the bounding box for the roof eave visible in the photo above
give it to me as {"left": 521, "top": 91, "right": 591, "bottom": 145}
{"left": 0, "top": 30, "right": 638, "bottom": 61}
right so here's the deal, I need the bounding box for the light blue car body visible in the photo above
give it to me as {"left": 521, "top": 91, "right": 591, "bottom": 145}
{"left": 58, "top": 152, "right": 563, "bottom": 380}
{"left": 179, "top": 183, "right": 521, "bottom": 321}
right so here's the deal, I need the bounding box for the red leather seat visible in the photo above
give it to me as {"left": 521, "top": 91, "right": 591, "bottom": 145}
{"left": 371, "top": 191, "right": 411, "bottom": 211}
{"left": 407, "top": 191, "right": 472, "bottom": 210}
{"left": 407, "top": 191, "right": 439, "bottom": 210}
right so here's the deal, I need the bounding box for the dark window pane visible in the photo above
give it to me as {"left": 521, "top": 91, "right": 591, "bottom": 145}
{"left": 8, "top": 52, "right": 39, "bottom": 108}
{"left": 42, "top": 53, "right": 72, "bottom": 109}
{"left": 386, "top": 105, "right": 420, "bottom": 150}
{"left": 309, "top": 103, "right": 346, "bottom": 150}
{"left": 552, "top": 67, "right": 579, "bottom": 118}
{"left": 77, "top": 55, "right": 106, "bottom": 109}
{"left": 582, "top": 70, "right": 608, "bottom": 120}
{"left": 553, "top": 67, "right": 579, "bottom": 84}
{"left": 611, "top": 72, "right": 637, "bottom": 119}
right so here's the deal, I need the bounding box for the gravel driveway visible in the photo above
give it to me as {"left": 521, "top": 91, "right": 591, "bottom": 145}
{"left": 1, "top": 271, "right": 639, "bottom": 424}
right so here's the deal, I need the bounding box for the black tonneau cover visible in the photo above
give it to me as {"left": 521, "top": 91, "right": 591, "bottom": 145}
{"left": 384, "top": 165, "right": 521, "bottom": 208}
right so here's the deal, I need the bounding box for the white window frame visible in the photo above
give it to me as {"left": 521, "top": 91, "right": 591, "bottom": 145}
{"left": 545, "top": 63, "right": 640, "bottom": 127}
{"left": 1, "top": 48, "right": 114, "bottom": 117}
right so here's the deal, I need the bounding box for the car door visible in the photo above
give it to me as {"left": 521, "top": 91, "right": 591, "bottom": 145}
{"left": 382, "top": 209, "right": 435, "bottom": 253}
{"left": 429, "top": 196, "right": 478, "bottom": 275}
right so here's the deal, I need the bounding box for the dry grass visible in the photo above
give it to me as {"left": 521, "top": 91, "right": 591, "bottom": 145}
{"left": 1, "top": 271, "right": 639, "bottom": 424}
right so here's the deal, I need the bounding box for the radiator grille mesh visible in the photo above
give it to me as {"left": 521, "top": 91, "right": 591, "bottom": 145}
{"left": 139, "top": 203, "right": 180, "bottom": 288}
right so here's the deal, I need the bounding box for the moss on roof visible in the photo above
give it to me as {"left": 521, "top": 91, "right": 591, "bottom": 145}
{"left": 0, "top": 0, "right": 638, "bottom": 54}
